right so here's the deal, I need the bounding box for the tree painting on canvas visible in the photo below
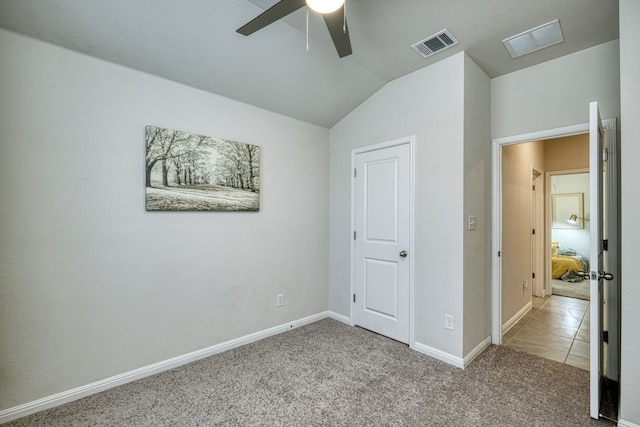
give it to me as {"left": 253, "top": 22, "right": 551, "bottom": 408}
{"left": 145, "top": 126, "right": 260, "bottom": 211}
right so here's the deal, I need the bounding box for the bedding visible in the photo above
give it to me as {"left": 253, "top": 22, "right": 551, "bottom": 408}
{"left": 551, "top": 245, "right": 589, "bottom": 282}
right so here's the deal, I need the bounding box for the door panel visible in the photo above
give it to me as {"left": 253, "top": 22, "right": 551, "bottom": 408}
{"left": 365, "top": 159, "right": 398, "bottom": 242}
{"left": 353, "top": 142, "right": 411, "bottom": 344}
{"left": 364, "top": 258, "right": 398, "bottom": 318}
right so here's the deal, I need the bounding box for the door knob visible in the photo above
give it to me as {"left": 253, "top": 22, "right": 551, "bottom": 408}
{"left": 578, "top": 271, "right": 614, "bottom": 281}
{"left": 399, "top": 250, "right": 408, "bottom": 258}
{"left": 599, "top": 271, "right": 614, "bottom": 281}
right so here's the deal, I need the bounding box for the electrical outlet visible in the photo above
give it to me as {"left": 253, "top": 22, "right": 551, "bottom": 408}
{"left": 276, "top": 294, "right": 284, "bottom": 307}
{"left": 445, "top": 314, "right": 455, "bottom": 331}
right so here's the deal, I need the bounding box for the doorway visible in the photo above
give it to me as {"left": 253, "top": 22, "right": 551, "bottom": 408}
{"left": 491, "top": 117, "right": 619, "bottom": 421}
{"left": 351, "top": 137, "right": 415, "bottom": 345}
{"left": 499, "top": 136, "right": 591, "bottom": 369}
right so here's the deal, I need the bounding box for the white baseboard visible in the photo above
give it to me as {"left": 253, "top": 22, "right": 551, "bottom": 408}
{"left": 502, "top": 300, "right": 532, "bottom": 335}
{"left": 413, "top": 342, "right": 465, "bottom": 368}
{"left": 618, "top": 419, "right": 640, "bottom": 427}
{"left": 413, "top": 336, "right": 492, "bottom": 369}
{"left": 334, "top": 313, "right": 490, "bottom": 369}
{"left": 0, "top": 311, "right": 335, "bottom": 424}
{"left": 327, "top": 311, "right": 351, "bottom": 325}
{"left": 463, "top": 336, "right": 492, "bottom": 367}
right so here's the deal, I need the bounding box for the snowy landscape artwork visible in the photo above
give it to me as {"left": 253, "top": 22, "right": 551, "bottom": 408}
{"left": 145, "top": 126, "right": 260, "bottom": 211}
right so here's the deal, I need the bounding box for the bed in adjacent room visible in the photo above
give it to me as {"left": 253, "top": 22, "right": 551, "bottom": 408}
{"left": 551, "top": 242, "right": 590, "bottom": 282}
{"left": 551, "top": 242, "right": 590, "bottom": 300}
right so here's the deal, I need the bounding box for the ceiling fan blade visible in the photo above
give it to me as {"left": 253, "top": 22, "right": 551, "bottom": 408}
{"left": 237, "top": 0, "right": 307, "bottom": 36}
{"left": 322, "top": 6, "right": 352, "bottom": 58}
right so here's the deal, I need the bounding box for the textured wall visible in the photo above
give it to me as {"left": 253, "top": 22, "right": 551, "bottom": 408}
{"left": 491, "top": 40, "right": 620, "bottom": 139}
{"left": 329, "top": 53, "right": 491, "bottom": 358}
{"left": 462, "top": 54, "right": 492, "bottom": 355}
{"left": 619, "top": 0, "right": 640, "bottom": 424}
{"left": 0, "top": 29, "right": 329, "bottom": 410}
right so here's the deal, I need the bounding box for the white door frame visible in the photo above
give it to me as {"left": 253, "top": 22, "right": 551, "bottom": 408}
{"left": 491, "top": 120, "right": 617, "bottom": 346}
{"left": 350, "top": 136, "right": 416, "bottom": 349}
{"left": 531, "top": 166, "right": 545, "bottom": 297}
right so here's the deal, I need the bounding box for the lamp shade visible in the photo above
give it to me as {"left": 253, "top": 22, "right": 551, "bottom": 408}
{"left": 306, "top": 0, "right": 345, "bottom": 14}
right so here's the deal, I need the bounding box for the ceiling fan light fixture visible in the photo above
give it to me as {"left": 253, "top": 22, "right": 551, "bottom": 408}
{"left": 306, "top": 0, "right": 345, "bottom": 14}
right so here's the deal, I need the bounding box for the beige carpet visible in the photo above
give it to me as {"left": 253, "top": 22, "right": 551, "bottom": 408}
{"left": 552, "top": 278, "right": 590, "bottom": 300}
{"left": 6, "top": 319, "right": 611, "bottom": 427}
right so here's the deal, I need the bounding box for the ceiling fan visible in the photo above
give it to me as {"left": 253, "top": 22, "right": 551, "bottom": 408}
{"left": 237, "top": 0, "right": 352, "bottom": 58}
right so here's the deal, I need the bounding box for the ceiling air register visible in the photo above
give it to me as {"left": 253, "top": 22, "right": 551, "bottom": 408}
{"left": 411, "top": 29, "right": 459, "bottom": 58}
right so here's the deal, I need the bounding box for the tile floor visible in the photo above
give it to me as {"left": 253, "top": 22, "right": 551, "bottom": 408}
{"left": 503, "top": 294, "right": 590, "bottom": 370}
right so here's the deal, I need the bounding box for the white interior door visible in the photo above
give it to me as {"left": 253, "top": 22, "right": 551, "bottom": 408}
{"left": 589, "top": 101, "right": 610, "bottom": 419}
{"left": 353, "top": 142, "right": 411, "bottom": 344}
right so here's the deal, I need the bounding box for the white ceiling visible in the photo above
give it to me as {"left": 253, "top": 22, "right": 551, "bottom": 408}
{"left": 0, "top": 0, "right": 619, "bottom": 128}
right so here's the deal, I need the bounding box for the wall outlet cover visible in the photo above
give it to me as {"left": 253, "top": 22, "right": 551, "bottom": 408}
{"left": 445, "top": 314, "right": 455, "bottom": 330}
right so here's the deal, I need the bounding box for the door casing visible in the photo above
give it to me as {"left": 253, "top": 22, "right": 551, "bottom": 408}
{"left": 491, "top": 119, "right": 618, "bottom": 354}
{"left": 350, "top": 136, "right": 416, "bottom": 348}
{"left": 531, "top": 167, "right": 545, "bottom": 297}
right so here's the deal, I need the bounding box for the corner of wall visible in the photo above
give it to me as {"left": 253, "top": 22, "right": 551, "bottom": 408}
{"left": 462, "top": 53, "right": 492, "bottom": 355}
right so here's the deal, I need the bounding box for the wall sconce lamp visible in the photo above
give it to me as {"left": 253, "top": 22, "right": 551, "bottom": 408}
{"left": 568, "top": 214, "right": 589, "bottom": 224}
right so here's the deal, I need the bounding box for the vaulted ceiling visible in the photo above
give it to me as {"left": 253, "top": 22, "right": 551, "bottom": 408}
{"left": 0, "top": 0, "right": 619, "bottom": 127}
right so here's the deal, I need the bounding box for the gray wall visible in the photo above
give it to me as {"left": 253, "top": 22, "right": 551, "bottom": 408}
{"left": 329, "top": 52, "right": 492, "bottom": 359}
{"left": 491, "top": 40, "right": 620, "bottom": 139}
{"left": 462, "top": 55, "right": 492, "bottom": 355}
{"left": 0, "top": 29, "right": 330, "bottom": 410}
{"left": 619, "top": 0, "right": 640, "bottom": 424}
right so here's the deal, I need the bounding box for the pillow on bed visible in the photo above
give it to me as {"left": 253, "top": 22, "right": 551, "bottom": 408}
{"left": 557, "top": 247, "right": 577, "bottom": 256}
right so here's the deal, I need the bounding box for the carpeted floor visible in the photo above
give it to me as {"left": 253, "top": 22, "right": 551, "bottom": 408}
{"left": 5, "top": 319, "right": 612, "bottom": 427}
{"left": 552, "top": 278, "right": 590, "bottom": 300}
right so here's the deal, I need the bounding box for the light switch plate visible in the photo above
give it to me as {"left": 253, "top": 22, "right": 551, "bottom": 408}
{"left": 468, "top": 215, "right": 476, "bottom": 230}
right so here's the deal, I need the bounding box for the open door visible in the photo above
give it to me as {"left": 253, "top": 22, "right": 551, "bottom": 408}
{"left": 589, "top": 101, "right": 615, "bottom": 419}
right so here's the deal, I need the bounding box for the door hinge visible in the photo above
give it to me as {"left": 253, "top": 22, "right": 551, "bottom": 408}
{"left": 603, "top": 148, "right": 609, "bottom": 161}
{"left": 498, "top": 251, "right": 501, "bottom": 257}
{"left": 353, "top": 293, "right": 356, "bottom": 303}
{"left": 532, "top": 184, "right": 535, "bottom": 191}
{"left": 353, "top": 231, "right": 356, "bottom": 240}
{"left": 354, "top": 168, "right": 357, "bottom": 178}
{"left": 532, "top": 228, "right": 535, "bottom": 235}
{"left": 532, "top": 272, "right": 535, "bottom": 279}
{"left": 603, "top": 331, "right": 609, "bottom": 343}
{"left": 603, "top": 239, "right": 608, "bottom": 251}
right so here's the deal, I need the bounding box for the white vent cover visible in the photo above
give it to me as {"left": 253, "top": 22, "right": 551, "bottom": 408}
{"left": 411, "top": 29, "right": 459, "bottom": 58}
{"left": 503, "top": 20, "right": 564, "bottom": 58}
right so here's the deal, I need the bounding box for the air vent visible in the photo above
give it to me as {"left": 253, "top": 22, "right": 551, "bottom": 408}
{"left": 503, "top": 20, "right": 564, "bottom": 58}
{"left": 411, "top": 29, "right": 459, "bottom": 58}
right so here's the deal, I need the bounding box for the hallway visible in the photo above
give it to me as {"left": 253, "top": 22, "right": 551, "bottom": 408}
{"left": 503, "top": 295, "right": 590, "bottom": 370}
